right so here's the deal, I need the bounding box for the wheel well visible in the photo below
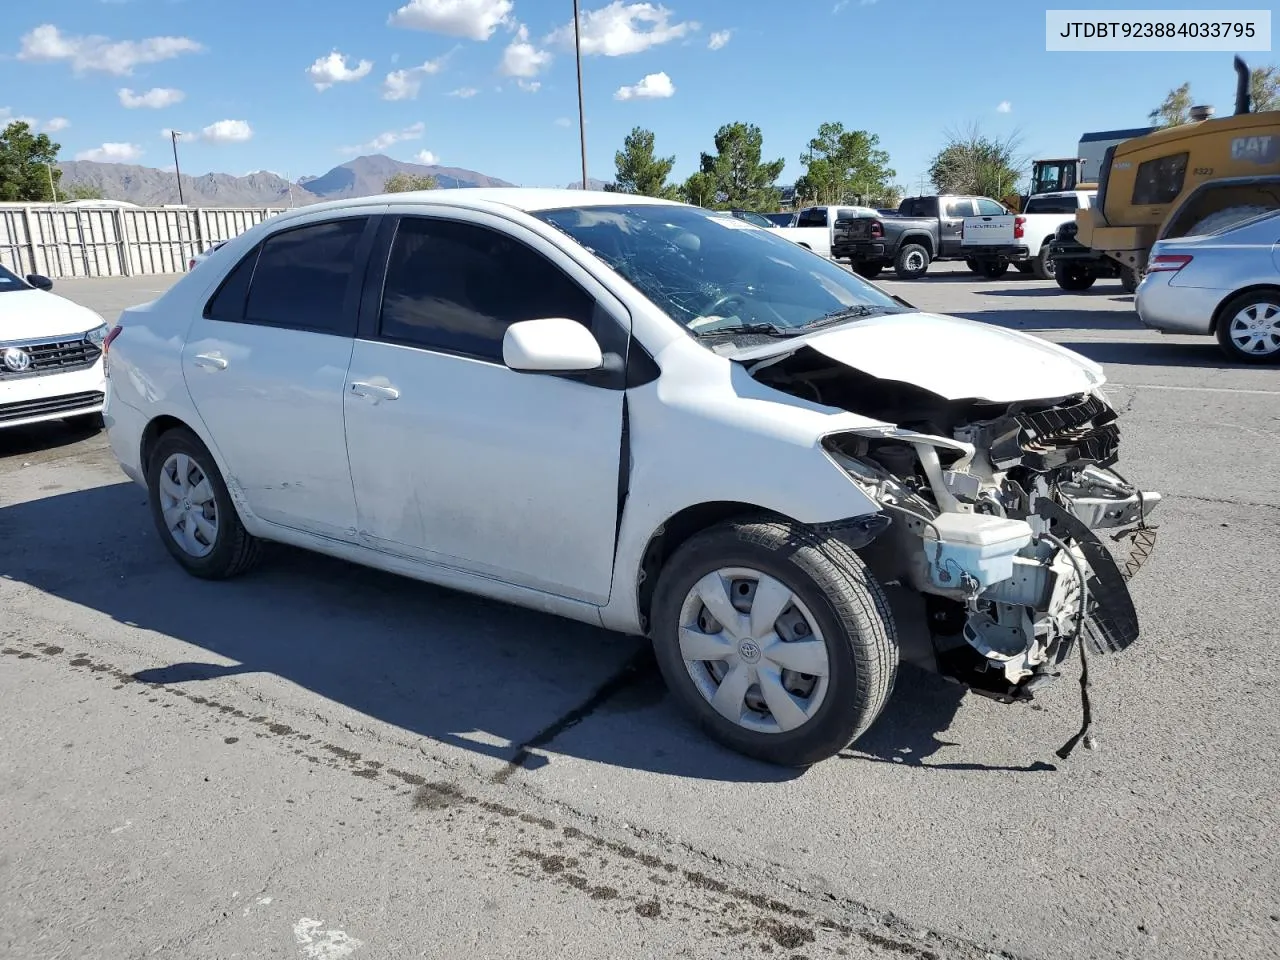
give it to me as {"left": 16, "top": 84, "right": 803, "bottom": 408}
{"left": 1209, "top": 284, "right": 1280, "bottom": 334}
{"left": 635, "top": 501, "right": 786, "bottom": 633}
{"left": 140, "top": 414, "right": 191, "bottom": 471}
{"left": 900, "top": 235, "right": 934, "bottom": 256}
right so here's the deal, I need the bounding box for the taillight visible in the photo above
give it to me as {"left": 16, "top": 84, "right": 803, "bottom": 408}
{"left": 1147, "top": 254, "right": 1192, "bottom": 273}
{"left": 1013, "top": 215, "right": 1026, "bottom": 240}
{"left": 103, "top": 324, "right": 123, "bottom": 354}
{"left": 870, "top": 220, "right": 883, "bottom": 239}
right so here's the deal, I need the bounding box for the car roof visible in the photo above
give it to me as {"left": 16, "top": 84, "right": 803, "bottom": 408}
{"left": 272, "top": 187, "right": 683, "bottom": 221}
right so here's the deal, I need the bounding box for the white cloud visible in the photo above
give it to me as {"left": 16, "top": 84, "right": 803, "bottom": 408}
{"left": 0, "top": 107, "right": 69, "bottom": 132}
{"left": 554, "top": 117, "right": 572, "bottom": 127}
{"left": 199, "top": 119, "right": 253, "bottom": 143}
{"left": 382, "top": 56, "right": 447, "bottom": 100}
{"left": 341, "top": 121, "right": 426, "bottom": 154}
{"left": 0, "top": 107, "right": 39, "bottom": 128}
{"left": 614, "top": 71, "right": 674, "bottom": 101}
{"left": 44, "top": 117, "right": 70, "bottom": 132}
{"left": 388, "top": 0, "right": 513, "bottom": 40}
{"left": 305, "top": 51, "right": 373, "bottom": 91}
{"left": 18, "top": 24, "right": 202, "bottom": 76}
{"left": 415, "top": 150, "right": 439, "bottom": 164}
{"left": 996, "top": 100, "right": 1012, "bottom": 113}
{"left": 517, "top": 79, "right": 541, "bottom": 92}
{"left": 708, "top": 29, "right": 731, "bottom": 50}
{"left": 500, "top": 24, "right": 552, "bottom": 78}
{"left": 118, "top": 87, "right": 185, "bottom": 109}
{"left": 75, "top": 142, "right": 143, "bottom": 163}
{"left": 833, "top": 0, "right": 849, "bottom": 10}
{"left": 449, "top": 86, "right": 479, "bottom": 98}
{"left": 547, "top": 2, "right": 698, "bottom": 56}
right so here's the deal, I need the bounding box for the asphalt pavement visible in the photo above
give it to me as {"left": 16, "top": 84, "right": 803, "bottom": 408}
{"left": 2, "top": 263, "right": 1277, "bottom": 960}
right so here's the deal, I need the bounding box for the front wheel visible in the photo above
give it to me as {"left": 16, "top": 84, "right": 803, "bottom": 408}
{"left": 146, "top": 427, "right": 262, "bottom": 579}
{"left": 1215, "top": 291, "right": 1280, "bottom": 364}
{"left": 894, "top": 243, "right": 930, "bottom": 280}
{"left": 1032, "top": 246, "right": 1056, "bottom": 280}
{"left": 1056, "top": 264, "right": 1096, "bottom": 291}
{"left": 651, "top": 519, "right": 898, "bottom": 767}
{"left": 977, "top": 259, "right": 1009, "bottom": 279}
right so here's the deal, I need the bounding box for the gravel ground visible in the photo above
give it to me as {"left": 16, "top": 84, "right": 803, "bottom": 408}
{"left": 2, "top": 263, "right": 1277, "bottom": 960}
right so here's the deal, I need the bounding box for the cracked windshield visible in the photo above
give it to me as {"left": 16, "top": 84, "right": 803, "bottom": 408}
{"left": 1, "top": 0, "right": 1277, "bottom": 958}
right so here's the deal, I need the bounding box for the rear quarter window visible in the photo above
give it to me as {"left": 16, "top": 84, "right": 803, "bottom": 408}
{"left": 1023, "top": 195, "right": 1082, "bottom": 215}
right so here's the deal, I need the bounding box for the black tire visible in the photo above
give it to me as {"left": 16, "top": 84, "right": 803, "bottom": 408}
{"left": 894, "top": 243, "right": 930, "bottom": 280}
{"left": 1119, "top": 266, "right": 1140, "bottom": 294}
{"left": 853, "top": 261, "right": 883, "bottom": 280}
{"left": 650, "top": 519, "right": 898, "bottom": 767}
{"left": 1214, "top": 290, "right": 1280, "bottom": 364}
{"left": 67, "top": 412, "right": 104, "bottom": 431}
{"left": 1014, "top": 262, "right": 1034, "bottom": 274}
{"left": 146, "top": 426, "right": 261, "bottom": 579}
{"left": 1055, "top": 264, "right": 1096, "bottom": 291}
{"left": 1031, "top": 246, "right": 1056, "bottom": 280}
{"left": 964, "top": 258, "right": 980, "bottom": 274}
{"left": 977, "top": 259, "right": 1009, "bottom": 279}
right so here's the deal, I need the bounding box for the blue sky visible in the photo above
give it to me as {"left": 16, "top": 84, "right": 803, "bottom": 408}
{"left": 2, "top": 0, "right": 1272, "bottom": 191}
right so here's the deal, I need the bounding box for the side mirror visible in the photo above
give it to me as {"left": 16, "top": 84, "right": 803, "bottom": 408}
{"left": 503, "top": 317, "right": 604, "bottom": 374}
{"left": 26, "top": 274, "right": 53, "bottom": 291}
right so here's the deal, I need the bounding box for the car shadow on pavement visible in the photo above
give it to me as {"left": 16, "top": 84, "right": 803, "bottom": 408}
{"left": 977, "top": 286, "right": 1128, "bottom": 299}
{"left": 1055, "top": 340, "right": 1234, "bottom": 368}
{"left": 0, "top": 419, "right": 102, "bottom": 460}
{"left": 1, "top": 480, "right": 814, "bottom": 784}
{"left": 950, "top": 309, "right": 1145, "bottom": 332}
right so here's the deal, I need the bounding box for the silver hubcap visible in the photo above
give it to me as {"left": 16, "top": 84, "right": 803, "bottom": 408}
{"left": 905, "top": 252, "right": 924, "bottom": 271}
{"left": 1228, "top": 302, "right": 1280, "bottom": 356}
{"left": 678, "top": 567, "right": 830, "bottom": 735}
{"left": 158, "top": 452, "right": 219, "bottom": 558}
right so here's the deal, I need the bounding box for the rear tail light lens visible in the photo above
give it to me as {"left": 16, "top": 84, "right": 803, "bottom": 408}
{"left": 103, "top": 324, "right": 123, "bottom": 354}
{"left": 1147, "top": 254, "right": 1192, "bottom": 272}
{"left": 870, "top": 220, "right": 883, "bottom": 239}
{"left": 1013, "top": 215, "right": 1026, "bottom": 240}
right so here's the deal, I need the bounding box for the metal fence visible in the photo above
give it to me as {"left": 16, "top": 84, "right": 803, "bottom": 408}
{"left": 0, "top": 205, "right": 286, "bottom": 279}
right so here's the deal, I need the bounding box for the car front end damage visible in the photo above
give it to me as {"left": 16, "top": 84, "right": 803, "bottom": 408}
{"left": 751, "top": 351, "right": 1159, "bottom": 756}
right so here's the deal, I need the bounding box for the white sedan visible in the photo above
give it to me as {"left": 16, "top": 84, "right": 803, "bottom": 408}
{"left": 0, "top": 264, "right": 109, "bottom": 430}
{"left": 103, "top": 189, "right": 1159, "bottom": 766}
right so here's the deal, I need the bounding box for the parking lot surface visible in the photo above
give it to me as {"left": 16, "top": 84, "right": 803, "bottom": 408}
{"left": 3, "top": 265, "right": 1278, "bottom": 959}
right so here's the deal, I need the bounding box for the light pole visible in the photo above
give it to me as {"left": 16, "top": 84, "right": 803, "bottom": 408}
{"left": 572, "top": 0, "right": 588, "bottom": 190}
{"left": 170, "top": 130, "right": 186, "bottom": 205}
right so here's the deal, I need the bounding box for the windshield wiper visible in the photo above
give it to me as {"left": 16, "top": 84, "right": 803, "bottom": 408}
{"left": 800, "top": 304, "right": 894, "bottom": 331}
{"left": 692, "top": 321, "right": 797, "bottom": 339}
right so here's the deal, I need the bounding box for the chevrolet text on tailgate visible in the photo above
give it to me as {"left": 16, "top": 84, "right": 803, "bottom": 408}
{"left": 102, "top": 188, "right": 1161, "bottom": 767}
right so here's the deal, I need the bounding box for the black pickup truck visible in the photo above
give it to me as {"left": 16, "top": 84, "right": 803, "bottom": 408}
{"left": 832, "top": 194, "right": 1009, "bottom": 280}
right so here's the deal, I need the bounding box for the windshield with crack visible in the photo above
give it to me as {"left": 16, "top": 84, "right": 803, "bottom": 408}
{"left": 534, "top": 204, "right": 906, "bottom": 343}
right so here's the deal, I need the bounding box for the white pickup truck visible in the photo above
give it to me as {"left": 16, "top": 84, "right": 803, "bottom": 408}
{"left": 961, "top": 190, "right": 1095, "bottom": 280}
{"left": 775, "top": 204, "right": 879, "bottom": 258}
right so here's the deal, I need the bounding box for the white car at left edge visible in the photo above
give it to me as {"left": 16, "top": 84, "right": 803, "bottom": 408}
{"left": 0, "top": 264, "right": 110, "bottom": 430}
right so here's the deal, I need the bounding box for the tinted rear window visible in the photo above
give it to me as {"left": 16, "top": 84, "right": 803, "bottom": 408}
{"left": 1023, "top": 195, "right": 1082, "bottom": 214}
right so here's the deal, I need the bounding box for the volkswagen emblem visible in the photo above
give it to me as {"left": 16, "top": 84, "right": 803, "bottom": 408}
{"left": 2, "top": 347, "right": 32, "bottom": 373}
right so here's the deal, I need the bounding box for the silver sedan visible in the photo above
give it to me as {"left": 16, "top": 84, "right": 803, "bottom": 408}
{"left": 1135, "top": 209, "right": 1280, "bottom": 363}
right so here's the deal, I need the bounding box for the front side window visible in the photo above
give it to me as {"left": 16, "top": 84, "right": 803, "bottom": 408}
{"left": 377, "top": 216, "right": 595, "bottom": 362}
{"left": 242, "top": 218, "right": 368, "bottom": 334}
{"left": 1132, "top": 152, "right": 1189, "bottom": 206}
{"left": 796, "top": 208, "right": 827, "bottom": 228}
{"left": 535, "top": 204, "right": 907, "bottom": 347}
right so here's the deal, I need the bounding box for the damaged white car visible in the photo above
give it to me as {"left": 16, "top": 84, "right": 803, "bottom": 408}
{"left": 104, "top": 190, "right": 1160, "bottom": 766}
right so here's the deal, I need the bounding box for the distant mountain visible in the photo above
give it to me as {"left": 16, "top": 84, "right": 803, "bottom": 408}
{"left": 567, "top": 177, "right": 613, "bottom": 191}
{"left": 56, "top": 154, "right": 514, "bottom": 208}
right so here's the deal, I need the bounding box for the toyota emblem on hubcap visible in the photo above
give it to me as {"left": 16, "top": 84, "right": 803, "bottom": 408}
{"left": 2, "top": 347, "right": 32, "bottom": 373}
{"left": 738, "top": 639, "right": 762, "bottom": 663}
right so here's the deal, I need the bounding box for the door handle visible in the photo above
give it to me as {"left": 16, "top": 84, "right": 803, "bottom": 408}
{"left": 350, "top": 381, "right": 400, "bottom": 401}
{"left": 192, "top": 353, "right": 228, "bottom": 370}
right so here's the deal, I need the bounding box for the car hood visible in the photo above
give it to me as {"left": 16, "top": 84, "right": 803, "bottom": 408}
{"left": 736, "top": 311, "right": 1105, "bottom": 403}
{"left": 0, "top": 288, "right": 106, "bottom": 342}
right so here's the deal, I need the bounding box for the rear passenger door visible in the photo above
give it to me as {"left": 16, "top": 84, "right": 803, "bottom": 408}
{"left": 940, "top": 198, "right": 976, "bottom": 256}
{"left": 182, "top": 212, "right": 379, "bottom": 540}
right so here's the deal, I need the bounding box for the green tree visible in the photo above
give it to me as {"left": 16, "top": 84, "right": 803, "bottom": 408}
{"left": 928, "top": 125, "right": 1025, "bottom": 198}
{"left": 795, "top": 122, "right": 896, "bottom": 206}
{"left": 1149, "top": 82, "right": 1194, "bottom": 127}
{"left": 697, "top": 122, "right": 785, "bottom": 210}
{"left": 384, "top": 172, "right": 438, "bottom": 192}
{"left": 1250, "top": 64, "right": 1280, "bottom": 112}
{"left": 59, "top": 183, "right": 104, "bottom": 201}
{"left": 0, "top": 121, "right": 62, "bottom": 202}
{"left": 678, "top": 170, "right": 718, "bottom": 207}
{"left": 613, "top": 127, "right": 678, "bottom": 199}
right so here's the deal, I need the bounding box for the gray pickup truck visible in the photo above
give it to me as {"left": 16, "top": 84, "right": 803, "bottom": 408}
{"left": 832, "top": 194, "right": 1009, "bottom": 279}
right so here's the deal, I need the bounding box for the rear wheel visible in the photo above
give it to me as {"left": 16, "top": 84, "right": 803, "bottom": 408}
{"left": 894, "top": 243, "right": 930, "bottom": 280}
{"left": 977, "top": 259, "right": 1009, "bottom": 279}
{"left": 146, "top": 427, "right": 262, "bottom": 579}
{"left": 1056, "top": 264, "right": 1096, "bottom": 291}
{"left": 853, "top": 261, "right": 883, "bottom": 280}
{"left": 1120, "top": 266, "right": 1140, "bottom": 294}
{"left": 651, "top": 519, "right": 898, "bottom": 767}
{"left": 1032, "top": 246, "right": 1056, "bottom": 280}
{"left": 1215, "top": 291, "right": 1280, "bottom": 364}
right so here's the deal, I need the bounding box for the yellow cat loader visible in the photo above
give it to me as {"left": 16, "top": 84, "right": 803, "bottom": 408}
{"left": 1049, "top": 56, "right": 1280, "bottom": 293}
